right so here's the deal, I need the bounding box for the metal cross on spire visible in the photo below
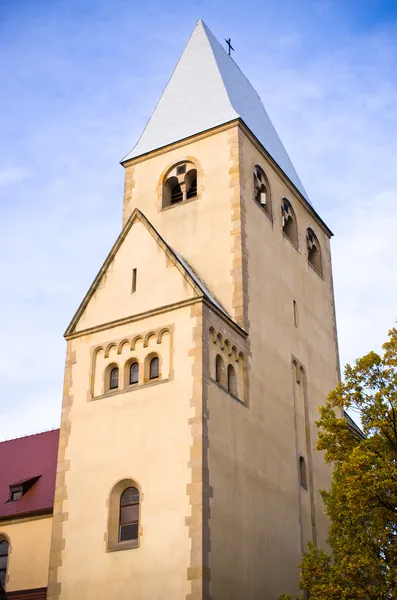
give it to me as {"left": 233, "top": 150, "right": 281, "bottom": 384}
{"left": 225, "top": 38, "right": 234, "bottom": 56}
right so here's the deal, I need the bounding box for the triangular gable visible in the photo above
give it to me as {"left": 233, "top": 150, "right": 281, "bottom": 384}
{"left": 122, "top": 19, "right": 309, "bottom": 205}
{"left": 65, "top": 209, "right": 229, "bottom": 336}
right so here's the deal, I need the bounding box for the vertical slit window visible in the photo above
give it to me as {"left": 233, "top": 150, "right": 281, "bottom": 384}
{"left": 131, "top": 268, "right": 137, "bottom": 294}
{"left": 293, "top": 300, "right": 299, "bottom": 327}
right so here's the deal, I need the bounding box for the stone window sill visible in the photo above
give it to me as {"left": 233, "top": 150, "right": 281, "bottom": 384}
{"left": 161, "top": 194, "right": 199, "bottom": 211}
{"left": 92, "top": 377, "right": 169, "bottom": 402}
{"left": 254, "top": 199, "right": 273, "bottom": 223}
{"left": 282, "top": 231, "right": 300, "bottom": 252}
{"left": 210, "top": 379, "right": 246, "bottom": 407}
{"left": 107, "top": 539, "right": 139, "bottom": 553}
{"left": 307, "top": 260, "right": 325, "bottom": 280}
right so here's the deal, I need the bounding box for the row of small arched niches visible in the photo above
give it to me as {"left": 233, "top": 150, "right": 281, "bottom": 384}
{"left": 106, "top": 354, "right": 160, "bottom": 393}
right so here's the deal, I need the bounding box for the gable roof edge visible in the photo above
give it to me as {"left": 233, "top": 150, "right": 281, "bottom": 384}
{"left": 64, "top": 209, "right": 230, "bottom": 337}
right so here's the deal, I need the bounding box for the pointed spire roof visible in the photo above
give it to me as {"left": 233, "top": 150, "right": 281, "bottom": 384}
{"left": 123, "top": 19, "right": 309, "bottom": 203}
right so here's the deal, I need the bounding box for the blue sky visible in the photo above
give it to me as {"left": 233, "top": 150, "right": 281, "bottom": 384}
{"left": 1, "top": 0, "right": 396, "bottom": 439}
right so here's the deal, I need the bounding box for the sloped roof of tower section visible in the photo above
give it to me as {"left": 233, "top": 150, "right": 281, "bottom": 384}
{"left": 65, "top": 208, "right": 234, "bottom": 337}
{"left": 344, "top": 411, "right": 365, "bottom": 440}
{"left": 122, "top": 19, "right": 310, "bottom": 205}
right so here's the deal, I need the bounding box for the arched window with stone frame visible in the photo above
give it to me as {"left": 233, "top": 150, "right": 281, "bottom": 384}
{"left": 144, "top": 353, "right": 160, "bottom": 382}
{"left": 306, "top": 228, "right": 323, "bottom": 276}
{"left": 149, "top": 356, "right": 159, "bottom": 380}
{"left": 105, "top": 363, "right": 119, "bottom": 393}
{"left": 253, "top": 165, "right": 272, "bottom": 219}
{"left": 119, "top": 487, "right": 140, "bottom": 542}
{"left": 281, "top": 198, "right": 298, "bottom": 247}
{"left": 107, "top": 480, "right": 141, "bottom": 551}
{"left": 129, "top": 361, "right": 139, "bottom": 385}
{"left": 163, "top": 161, "right": 198, "bottom": 208}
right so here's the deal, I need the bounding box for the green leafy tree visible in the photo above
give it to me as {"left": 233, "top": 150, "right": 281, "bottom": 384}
{"left": 281, "top": 327, "right": 397, "bottom": 600}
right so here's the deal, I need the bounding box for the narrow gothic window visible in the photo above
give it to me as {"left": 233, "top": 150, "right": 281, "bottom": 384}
{"left": 306, "top": 228, "right": 322, "bottom": 275}
{"left": 281, "top": 199, "right": 298, "bottom": 247}
{"left": 299, "top": 456, "right": 308, "bottom": 489}
{"left": 163, "top": 162, "right": 198, "bottom": 207}
{"left": 149, "top": 356, "right": 159, "bottom": 380}
{"left": 130, "top": 362, "right": 139, "bottom": 385}
{"left": 253, "top": 165, "right": 272, "bottom": 218}
{"left": 110, "top": 367, "right": 119, "bottom": 390}
{"left": 227, "top": 364, "right": 237, "bottom": 396}
{"left": 119, "top": 487, "right": 139, "bottom": 543}
{"left": 0, "top": 540, "right": 9, "bottom": 588}
{"left": 215, "top": 355, "right": 225, "bottom": 386}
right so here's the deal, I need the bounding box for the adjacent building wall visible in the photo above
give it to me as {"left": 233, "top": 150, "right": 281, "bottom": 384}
{"left": 0, "top": 515, "right": 52, "bottom": 592}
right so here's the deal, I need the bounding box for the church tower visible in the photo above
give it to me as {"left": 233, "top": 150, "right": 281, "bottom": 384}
{"left": 47, "top": 20, "right": 339, "bottom": 600}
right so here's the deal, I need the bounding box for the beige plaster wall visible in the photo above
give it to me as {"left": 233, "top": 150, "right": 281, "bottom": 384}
{"left": 0, "top": 515, "right": 52, "bottom": 592}
{"left": 52, "top": 307, "right": 196, "bottom": 600}
{"left": 204, "top": 127, "right": 339, "bottom": 599}
{"left": 122, "top": 125, "right": 237, "bottom": 319}
{"left": 76, "top": 219, "right": 196, "bottom": 333}
{"left": 52, "top": 121, "right": 339, "bottom": 600}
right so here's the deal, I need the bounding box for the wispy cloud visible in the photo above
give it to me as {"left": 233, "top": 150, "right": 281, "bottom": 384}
{"left": 0, "top": 167, "right": 30, "bottom": 187}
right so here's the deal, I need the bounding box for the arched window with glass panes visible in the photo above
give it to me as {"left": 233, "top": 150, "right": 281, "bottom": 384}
{"left": 130, "top": 362, "right": 139, "bottom": 385}
{"left": 149, "top": 356, "right": 159, "bottom": 380}
{"left": 119, "top": 487, "right": 140, "bottom": 543}
{"left": 109, "top": 366, "right": 119, "bottom": 390}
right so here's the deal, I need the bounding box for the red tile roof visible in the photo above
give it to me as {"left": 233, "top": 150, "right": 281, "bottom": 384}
{"left": 0, "top": 430, "right": 59, "bottom": 520}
